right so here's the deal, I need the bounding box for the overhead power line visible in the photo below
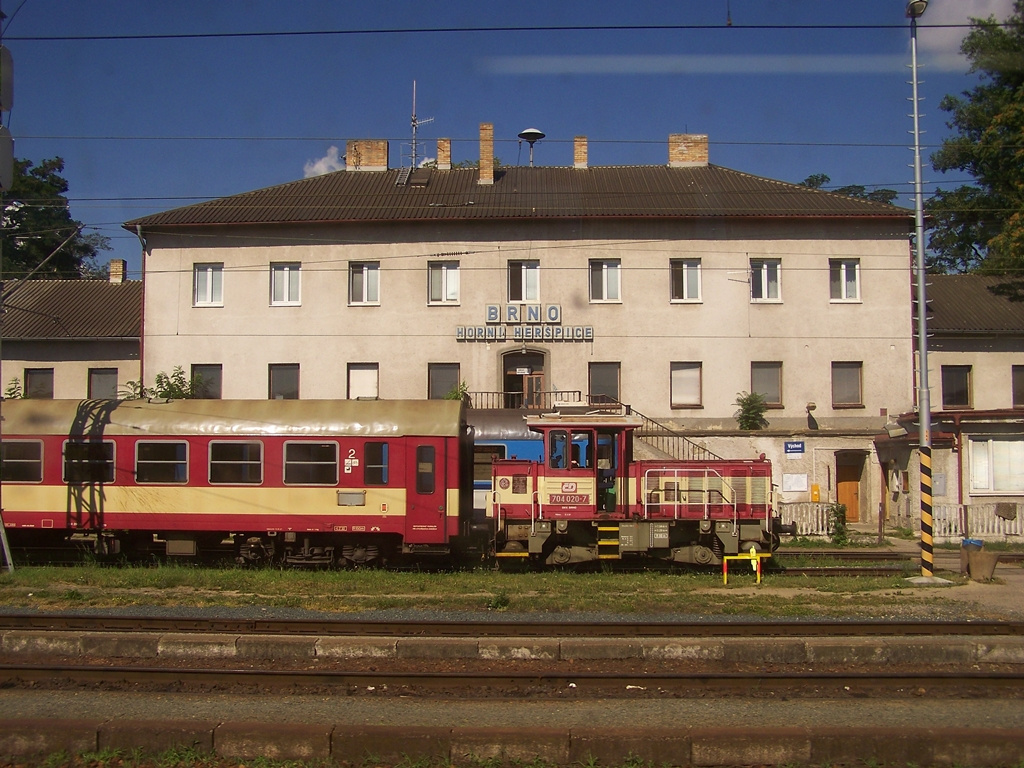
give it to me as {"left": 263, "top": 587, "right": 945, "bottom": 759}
{"left": 3, "top": 22, "right": 984, "bottom": 43}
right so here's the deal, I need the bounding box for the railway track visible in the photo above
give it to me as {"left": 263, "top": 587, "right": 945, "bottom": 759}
{"left": 1, "top": 614, "right": 1022, "bottom": 636}
{"left": 1, "top": 661, "right": 1022, "bottom": 697}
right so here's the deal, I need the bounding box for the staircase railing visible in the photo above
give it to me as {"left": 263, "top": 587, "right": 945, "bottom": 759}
{"left": 586, "top": 396, "right": 721, "bottom": 462}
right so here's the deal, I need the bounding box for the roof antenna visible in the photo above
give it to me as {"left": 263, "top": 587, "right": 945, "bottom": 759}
{"left": 726, "top": 0, "right": 732, "bottom": 26}
{"left": 517, "top": 128, "right": 545, "bottom": 167}
{"left": 410, "top": 81, "right": 433, "bottom": 168}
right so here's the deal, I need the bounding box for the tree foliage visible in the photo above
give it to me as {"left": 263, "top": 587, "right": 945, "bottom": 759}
{"left": 800, "top": 174, "right": 898, "bottom": 205}
{"left": 120, "top": 367, "right": 204, "bottom": 400}
{"left": 734, "top": 391, "right": 769, "bottom": 430}
{"left": 1, "top": 157, "right": 110, "bottom": 279}
{"left": 926, "top": 2, "right": 1024, "bottom": 275}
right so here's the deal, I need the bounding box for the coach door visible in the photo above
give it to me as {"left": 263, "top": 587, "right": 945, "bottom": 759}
{"left": 405, "top": 439, "right": 449, "bottom": 545}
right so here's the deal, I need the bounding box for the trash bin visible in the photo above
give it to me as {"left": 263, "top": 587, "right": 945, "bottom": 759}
{"left": 968, "top": 548, "right": 1000, "bottom": 582}
{"left": 960, "top": 538, "right": 983, "bottom": 575}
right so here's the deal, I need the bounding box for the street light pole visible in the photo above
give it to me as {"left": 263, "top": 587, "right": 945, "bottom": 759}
{"left": 908, "top": 0, "right": 933, "bottom": 578}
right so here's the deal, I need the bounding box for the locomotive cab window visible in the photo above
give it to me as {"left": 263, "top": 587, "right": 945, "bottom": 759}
{"left": 364, "top": 441, "right": 389, "bottom": 485}
{"left": 136, "top": 441, "right": 188, "bottom": 483}
{"left": 284, "top": 441, "right": 338, "bottom": 485}
{"left": 549, "top": 430, "right": 568, "bottom": 469}
{"left": 1, "top": 440, "right": 43, "bottom": 482}
{"left": 64, "top": 440, "right": 115, "bottom": 484}
{"left": 416, "top": 445, "right": 435, "bottom": 494}
{"left": 210, "top": 441, "right": 263, "bottom": 484}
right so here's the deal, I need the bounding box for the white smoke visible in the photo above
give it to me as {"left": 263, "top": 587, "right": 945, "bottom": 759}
{"left": 304, "top": 146, "right": 344, "bottom": 178}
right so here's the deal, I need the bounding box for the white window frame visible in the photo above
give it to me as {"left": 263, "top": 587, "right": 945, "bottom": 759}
{"left": 750, "top": 259, "right": 781, "bottom": 302}
{"left": 970, "top": 437, "right": 1024, "bottom": 494}
{"left": 670, "top": 259, "right": 702, "bottom": 303}
{"left": 829, "top": 259, "right": 861, "bottom": 302}
{"left": 350, "top": 262, "right": 380, "bottom": 305}
{"left": 508, "top": 260, "right": 539, "bottom": 302}
{"left": 589, "top": 259, "right": 621, "bottom": 303}
{"left": 193, "top": 263, "right": 224, "bottom": 306}
{"left": 270, "top": 263, "right": 301, "bottom": 306}
{"left": 670, "top": 362, "right": 702, "bottom": 408}
{"left": 428, "top": 261, "right": 460, "bottom": 305}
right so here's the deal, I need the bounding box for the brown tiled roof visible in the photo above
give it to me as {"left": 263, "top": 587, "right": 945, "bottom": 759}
{"left": 125, "top": 165, "right": 908, "bottom": 229}
{"left": 927, "top": 275, "right": 1024, "bottom": 334}
{"left": 2, "top": 280, "right": 142, "bottom": 340}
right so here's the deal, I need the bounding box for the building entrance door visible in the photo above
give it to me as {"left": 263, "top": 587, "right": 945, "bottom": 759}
{"left": 502, "top": 352, "right": 544, "bottom": 408}
{"left": 836, "top": 455, "right": 865, "bottom": 523}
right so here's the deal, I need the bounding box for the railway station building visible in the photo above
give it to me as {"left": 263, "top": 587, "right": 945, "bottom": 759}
{"left": 126, "top": 125, "right": 918, "bottom": 530}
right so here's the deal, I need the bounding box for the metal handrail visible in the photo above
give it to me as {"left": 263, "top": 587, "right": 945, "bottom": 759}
{"left": 468, "top": 390, "right": 583, "bottom": 410}
{"left": 587, "top": 395, "right": 722, "bottom": 462}
{"left": 642, "top": 467, "right": 737, "bottom": 527}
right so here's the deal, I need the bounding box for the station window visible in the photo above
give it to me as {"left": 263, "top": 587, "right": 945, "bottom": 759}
{"left": 350, "top": 262, "right": 380, "bottom": 305}
{"left": 194, "top": 263, "right": 224, "bottom": 306}
{"left": 136, "top": 441, "right": 188, "bottom": 484}
{"left": 832, "top": 361, "right": 864, "bottom": 408}
{"left": 192, "top": 364, "right": 223, "bottom": 399}
{"left": 0, "top": 440, "right": 43, "bottom": 483}
{"left": 210, "top": 442, "right": 263, "bottom": 484}
{"left": 270, "top": 263, "right": 301, "bottom": 306}
{"left": 971, "top": 437, "right": 1024, "bottom": 493}
{"left": 88, "top": 368, "right": 119, "bottom": 399}
{"left": 64, "top": 440, "right": 115, "bottom": 484}
{"left": 364, "top": 442, "right": 389, "bottom": 485}
{"left": 750, "top": 259, "right": 781, "bottom": 302}
{"left": 751, "top": 361, "right": 783, "bottom": 407}
{"left": 829, "top": 259, "right": 860, "bottom": 302}
{"left": 25, "top": 368, "right": 54, "bottom": 399}
{"left": 941, "top": 365, "right": 972, "bottom": 409}
{"left": 284, "top": 442, "right": 338, "bottom": 485}
{"left": 428, "top": 261, "right": 460, "bottom": 304}
{"left": 508, "top": 260, "right": 539, "bottom": 302}
{"left": 589, "top": 259, "right": 621, "bottom": 302}
{"left": 670, "top": 259, "right": 701, "bottom": 302}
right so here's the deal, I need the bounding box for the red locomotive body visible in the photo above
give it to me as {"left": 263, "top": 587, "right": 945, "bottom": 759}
{"left": 490, "top": 409, "right": 781, "bottom": 566}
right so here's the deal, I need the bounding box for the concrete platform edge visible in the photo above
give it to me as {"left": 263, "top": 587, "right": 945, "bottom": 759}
{"left": 2, "top": 720, "right": 1024, "bottom": 766}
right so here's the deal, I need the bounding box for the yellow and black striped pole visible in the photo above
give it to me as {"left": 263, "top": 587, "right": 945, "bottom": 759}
{"left": 919, "top": 446, "right": 933, "bottom": 577}
{"left": 908, "top": 2, "right": 933, "bottom": 579}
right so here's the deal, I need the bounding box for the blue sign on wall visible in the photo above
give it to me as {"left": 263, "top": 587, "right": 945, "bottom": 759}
{"left": 784, "top": 441, "right": 805, "bottom": 455}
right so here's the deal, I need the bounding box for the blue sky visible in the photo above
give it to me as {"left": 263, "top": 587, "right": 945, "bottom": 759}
{"left": 1, "top": 0, "right": 1013, "bottom": 278}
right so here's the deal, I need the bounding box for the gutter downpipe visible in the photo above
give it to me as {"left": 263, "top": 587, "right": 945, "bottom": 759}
{"left": 134, "top": 225, "right": 146, "bottom": 391}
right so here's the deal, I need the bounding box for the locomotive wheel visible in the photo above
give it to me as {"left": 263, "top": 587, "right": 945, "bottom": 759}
{"left": 693, "top": 545, "right": 715, "bottom": 565}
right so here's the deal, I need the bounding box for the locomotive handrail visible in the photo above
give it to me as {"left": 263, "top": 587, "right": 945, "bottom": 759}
{"left": 641, "top": 467, "right": 738, "bottom": 531}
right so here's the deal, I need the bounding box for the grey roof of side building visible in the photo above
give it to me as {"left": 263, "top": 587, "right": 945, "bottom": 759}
{"left": 124, "top": 165, "right": 910, "bottom": 229}
{"left": 927, "top": 274, "right": 1024, "bottom": 334}
{"left": 1, "top": 279, "right": 142, "bottom": 340}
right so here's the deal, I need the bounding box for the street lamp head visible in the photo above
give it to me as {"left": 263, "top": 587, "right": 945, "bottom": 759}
{"left": 906, "top": 0, "right": 928, "bottom": 18}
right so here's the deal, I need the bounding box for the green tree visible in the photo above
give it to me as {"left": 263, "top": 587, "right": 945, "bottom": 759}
{"left": 120, "top": 367, "right": 204, "bottom": 400}
{"left": 1, "top": 157, "right": 110, "bottom": 279}
{"left": 926, "top": 2, "right": 1024, "bottom": 275}
{"left": 799, "top": 174, "right": 898, "bottom": 205}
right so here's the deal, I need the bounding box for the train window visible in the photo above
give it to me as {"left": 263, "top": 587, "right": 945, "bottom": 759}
{"left": 473, "top": 444, "right": 505, "bottom": 482}
{"left": 136, "top": 441, "right": 188, "bottom": 484}
{"left": 1, "top": 440, "right": 43, "bottom": 482}
{"left": 63, "top": 441, "right": 115, "bottom": 484}
{"left": 549, "top": 431, "right": 568, "bottom": 469}
{"left": 416, "top": 445, "right": 435, "bottom": 494}
{"left": 364, "top": 442, "right": 388, "bottom": 485}
{"left": 210, "top": 442, "right": 263, "bottom": 484}
{"left": 284, "top": 442, "right": 338, "bottom": 485}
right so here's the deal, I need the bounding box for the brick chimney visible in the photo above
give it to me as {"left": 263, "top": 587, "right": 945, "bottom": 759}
{"left": 345, "top": 139, "right": 389, "bottom": 171}
{"left": 478, "top": 123, "right": 494, "bottom": 185}
{"left": 574, "top": 136, "right": 588, "bottom": 169}
{"left": 437, "top": 138, "right": 452, "bottom": 170}
{"left": 108, "top": 258, "right": 126, "bottom": 284}
{"left": 668, "top": 134, "right": 709, "bottom": 167}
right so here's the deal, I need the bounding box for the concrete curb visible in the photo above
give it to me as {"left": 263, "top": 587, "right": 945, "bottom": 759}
{"left": 3, "top": 630, "right": 1023, "bottom": 665}
{"left": 2, "top": 720, "right": 1024, "bottom": 766}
